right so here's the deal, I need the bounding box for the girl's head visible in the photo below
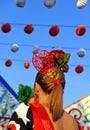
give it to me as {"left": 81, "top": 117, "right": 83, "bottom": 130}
{"left": 34, "top": 67, "right": 65, "bottom": 121}
{"left": 32, "top": 49, "right": 70, "bottom": 121}
{"left": 35, "top": 67, "right": 65, "bottom": 92}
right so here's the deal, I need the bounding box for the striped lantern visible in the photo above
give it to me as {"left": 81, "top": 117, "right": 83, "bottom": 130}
{"left": 16, "top": 0, "right": 26, "bottom": 7}
{"left": 77, "top": 48, "right": 86, "bottom": 57}
{"left": 11, "top": 44, "right": 19, "bottom": 52}
{"left": 77, "top": 0, "right": 88, "bottom": 8}
{"left": 32, "top": 45, "right": 40, "bottom": 54}
{"left": 44, "top": 0, "right": 56, "bottom": 8}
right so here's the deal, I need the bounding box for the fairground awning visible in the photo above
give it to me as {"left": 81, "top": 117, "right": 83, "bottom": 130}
{"left": 64, "top": 94, "right": 90, "bottom": 130}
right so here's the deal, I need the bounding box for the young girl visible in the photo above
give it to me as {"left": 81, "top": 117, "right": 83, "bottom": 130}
{"left": 7, "top": 49, "right": 79, "bottom": 130}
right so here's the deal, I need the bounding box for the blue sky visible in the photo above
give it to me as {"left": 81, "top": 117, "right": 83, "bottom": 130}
{"left": 0, "top": 0, "right": 90, "bottom": 107}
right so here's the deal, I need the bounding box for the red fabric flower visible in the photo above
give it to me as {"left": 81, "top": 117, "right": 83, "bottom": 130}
{"left": 7, "top": 124, "right": 16, "bottom": 130}
{"left": 1, "top": 23, "right": 11, "bottom": 33}
{"left": 5, "top": 59, "right": 12, "bottom": 67}
{"left": 24, "top": 61, "right": 30, "bottom": 69}
{"left": 24, "top": 24, "right": 34, "bottom": 34}
{"left": 76, "top": 25, "right": 86, "bottom": 36}
{"left": 75, "top": 65, "right": 84, "bottom": 73}
{"left": 54, "top": 78, "right": 61, "bottom": 85}
{"left": 49, "top": 50, "right": 65, "bottom": 58}
{"left": 49, "top": 25, "right": 60, "bottom": 36}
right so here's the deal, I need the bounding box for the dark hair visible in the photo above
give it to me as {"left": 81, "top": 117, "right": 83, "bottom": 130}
{"left": 34, "top": 67, "right": 65, "bottom": 121}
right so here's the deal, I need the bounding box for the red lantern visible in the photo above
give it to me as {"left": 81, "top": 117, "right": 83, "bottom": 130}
{"left": 1, "top": 23, "right": 11, "bottom": 33}
{"left": 49, "top": 25, "right": 60, "bottom": 36}
{"left": 24, "top": 24, "right": 34, "bottom": 34}
{"left": 5, "top": 59, "right": 12, "bottom": 67}
{"left": 76, "top": 25, "right": 86, "bottom": 36}
{"left": 24, "top": 61, "right": 30, "bottom": 68}
{"left": 75, "top": 65, "right": 84, "bottom": 73}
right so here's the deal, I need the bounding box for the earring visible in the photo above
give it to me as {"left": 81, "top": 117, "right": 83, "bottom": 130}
{"left": 34, "top": 93, "right": 39, "bottom": 102}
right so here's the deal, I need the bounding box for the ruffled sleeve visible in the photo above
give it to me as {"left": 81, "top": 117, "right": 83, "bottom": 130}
{"left": 7, "top": 103, "right": 33, "bottom": 130}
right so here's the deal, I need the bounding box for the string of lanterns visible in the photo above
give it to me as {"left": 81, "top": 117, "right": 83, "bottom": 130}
{"left": 4, "top": 59, "right": 30, "bottom": 69}
{"left": 75, "top": 48, "right": 86, "bottom": 74}
{"left": 2, "top": 57, "right": 90, "bottom": 71}
{"left": 16, "top": 0, "right": 88, "bottom": 9}
{"left": 0, "top": 23, "right": 87, "bottom": 37}
{"left": 0, "top": 23, "right": 88, "bottom": 73}
{"left": 0, "top": 22, "right": 88, "bottom": 73}
{"left": 1, "top": 45, "right": 89, "bottom": 73}
{"left": 0, "top": 0, "right": 89, "bottom": 73}
{"left": 0, "top": 22, "right": 89, "bottom": 72}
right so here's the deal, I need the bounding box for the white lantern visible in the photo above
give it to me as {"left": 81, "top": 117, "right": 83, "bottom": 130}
{"left": 16, "top": 0, "right": 26, "bottom": 7}
{"left": 32, "top": 45, "right": 40, "bottom": 54}
{"left": 77, "top": 48, "right": 86, "bottom": 57}
{"left": 76, "top": 0, "right": 88, "bottom": 8}
{"left": 44, "top": 0, "right": 56, "bottom": 8}
{"left": 11, "top": 44, "right": 19, "bottom": 52}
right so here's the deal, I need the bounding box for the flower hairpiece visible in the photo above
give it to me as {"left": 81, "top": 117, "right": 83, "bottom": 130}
{"left": 49, "top": 50, "right": 71, "bottom": 73}
{"left": 32, "top": 49, "right": 71, "bottom": 74}
{"left": 18, "top": 84, "right": 34, "bottom": 103}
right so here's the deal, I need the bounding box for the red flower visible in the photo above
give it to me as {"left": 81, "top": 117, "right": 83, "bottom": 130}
{"left": 49, "top": 25, "right": 60, "bottom": 36}
{"left": 50, "top": 50, "right": 65, "bottom": 58}
{"left": 1, "top": 23, "right": 11, "bottom": 33}
{"left": 24, "top": 61, "right": 30, "bottom": 69}
{"left": 24, "top": 24, "right": 34, "bottom": 34}
{"left": 5, "top": 59, "right": 12, "bottom": 67}
{"left": 76, "top": 25, "right": 86, "bottom": 36}
{"left": 7, "top": 124, "right": 16, "bottom": 130}
{"left": 54, "top": 78, "right": 61, "bottom": 85}
{"left": 75, "top": 65, "right": 84, "bottom": 73}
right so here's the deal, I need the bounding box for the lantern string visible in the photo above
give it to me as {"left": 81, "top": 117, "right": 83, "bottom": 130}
{"left": 0, "top": 58, "right": 90, "bottom": 68}
{"left": 0, "top": 22, "right": 90, "bottom": 28}
{"left": 0, "top": 42, "right": 90, "bottom": 50}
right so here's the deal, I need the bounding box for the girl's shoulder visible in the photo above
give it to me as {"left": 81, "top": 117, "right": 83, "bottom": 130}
{"left": 62, "top": 111, "right": 79, "bottom": 130}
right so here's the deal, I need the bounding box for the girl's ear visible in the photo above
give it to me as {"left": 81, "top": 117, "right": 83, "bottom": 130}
{"left": 34, "top": 83, "right": 40, "bottom": 101}
{"left": 34, "top": 82, "right": 40, "bottom": 93}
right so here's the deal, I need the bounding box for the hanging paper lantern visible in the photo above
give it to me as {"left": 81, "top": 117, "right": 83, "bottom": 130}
{"left": 24, "top": 61, "right": 30, "bottom": 69}
{"left": 24, "top": 24, "right": 34, "bottom": 34}
{"left": 77, "top": 48, "right": 86, "bottom": 57}
{"left": 75, "top": 65, "right": 84, "bottom": 73}
{"left": 44, "top": 0, "right": 56, "bottom": 8}
{"left": 1, "top": 23, "right": 11, "bottom": 33}
{"left": 76, "top": 0, "right": 88, "bottom": 8}
{"left": 76, "top": 25, "right": 86, "bottom": 36}
{"left": 49, "top": 25, "right": 60, "bottom": 36}
{"left": 11, "top": 44, "right": 19, "bottom": 52}
{"left": 32, "top": 45, "right": 40, "bottom": 54}
{"left": 5, "top": 59, "right": 12, "bottom": 67}
{"left": 16, "top": 0, "right": 26, "bottom": 7}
